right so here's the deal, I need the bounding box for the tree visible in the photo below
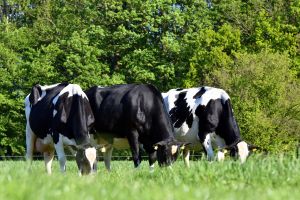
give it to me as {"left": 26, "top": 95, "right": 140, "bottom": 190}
{"left": 0, "top": 0, "right": 299, "bottom": 156}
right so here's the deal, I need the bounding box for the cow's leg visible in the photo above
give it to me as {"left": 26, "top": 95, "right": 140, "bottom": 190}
{"left": 183, "top": 148, "right": 190, "bottom": 167}
{"left": 103, "top": 145, "right": 113, "bottom": 171}
{"left": 143, "top": 144, "right": 156, "bottom": 172}
{"left": 127, "top": 130, "right": 140, "bottom": 168}
{"left": 92, "top": 159, "right": 98, "bottom": 173}
{"left": 26, "top": 123, "right": 36, "bottom": 170}
{"left": 202, "top": 133, "right": 214, "bottom": 161}
{"left": 148, "top": 151, "right": 157, "bottom": 172}
{"left": 89, "top": 135, "right": 98, "bottom": 173}
{"left": 44, "top": 150, "right": 54, "bottom": 174}
{"left": 198, "top": 102, "right": 220, "bottom": 161}
{"left": 214, "top": 133, "right": 226, "bottom": 162}
{"left": 54, "top": 137, "right": 66, "bottom": 173}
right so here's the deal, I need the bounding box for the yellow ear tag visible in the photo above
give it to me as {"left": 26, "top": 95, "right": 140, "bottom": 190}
{"left": 154, "top": 145, "right": 158, "bottom": 150}
{"left": 180, "top": 146, "right": 185, "bottom": 150}
{"left": 223, "top": 149, "right": 228, "bottom": 154}
{"left": 253, "top": 148, "right": 257, "bottom": 152}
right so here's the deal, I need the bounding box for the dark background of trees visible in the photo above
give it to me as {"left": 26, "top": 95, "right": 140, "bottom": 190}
{"left": 0, "top": 0, "right": 299, "bottom": 156}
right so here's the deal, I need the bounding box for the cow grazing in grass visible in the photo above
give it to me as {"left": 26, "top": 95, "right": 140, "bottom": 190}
{"left": 162, "top": 87, "right": 256, "bottom": 167}
{"left": 85, "top": 84, "right": 187, "bottom": 170}
{"left": 25, "top": 83, "right": 96, "bottom": 175}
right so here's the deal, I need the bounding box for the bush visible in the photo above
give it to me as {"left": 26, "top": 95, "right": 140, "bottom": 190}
{"left": 207, "top": 51, "right": 300, "bottom": 152}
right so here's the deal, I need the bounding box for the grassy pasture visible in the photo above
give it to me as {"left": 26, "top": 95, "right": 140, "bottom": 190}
{"left": 0, "top": 154, "right": 299, "bottom": 200}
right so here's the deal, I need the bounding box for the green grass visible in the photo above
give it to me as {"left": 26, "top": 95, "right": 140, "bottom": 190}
{"left": 0, "top": 154, "right": 299, "bottom": 200}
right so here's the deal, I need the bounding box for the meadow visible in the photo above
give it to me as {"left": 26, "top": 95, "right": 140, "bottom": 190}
{"left": 0, "top": 154, "right": 299, "bottom": 200}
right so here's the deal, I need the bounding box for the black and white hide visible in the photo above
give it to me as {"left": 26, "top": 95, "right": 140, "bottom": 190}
{"left": 162, "top": 87, "right": 254, "bottom": 166}
{"left": 25, "top": 83, "right": 96, "bottom": 175}
{"left": 86, "top": 84, "right": 187, "bottom": 171}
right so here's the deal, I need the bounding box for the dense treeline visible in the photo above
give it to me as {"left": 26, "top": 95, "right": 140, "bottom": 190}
{"left": 0, "top": 0, "right": 299, "bottom": 156}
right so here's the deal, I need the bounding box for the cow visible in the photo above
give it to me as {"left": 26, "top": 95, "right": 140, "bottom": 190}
{"left": 85, "top": 84, "right": 187, "bottom": 171}
{"left": 25, "top": 83, "right": 97, "bottom": 175}
{"left": 162, "top": 86, "right": 256, "bottom": 167}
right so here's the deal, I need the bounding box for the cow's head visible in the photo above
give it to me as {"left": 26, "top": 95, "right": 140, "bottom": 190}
{"left": 153, "top": 139, "right": 188, "bottom": 167}
{"left": 220, "top": 141, "right": 260, "bottom": 163}
{"left": 75, "top": 145, "right": 97, "bottom": 175}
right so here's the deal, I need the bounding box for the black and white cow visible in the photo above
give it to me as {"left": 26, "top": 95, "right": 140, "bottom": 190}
{"left": 85, "top": 84, "right": 186, "bottom": 170}
{"left": 162, "top": 86, "right": 254, "bottom": 166}
{"left": 25, "top": 83, "right": 96, "bottom": 175}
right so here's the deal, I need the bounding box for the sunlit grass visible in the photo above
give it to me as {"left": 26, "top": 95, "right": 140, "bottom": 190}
{"left": 0, "top": 154, "right": 299, "bottom": 200}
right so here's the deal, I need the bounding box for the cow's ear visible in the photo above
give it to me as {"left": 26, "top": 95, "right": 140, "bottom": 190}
{"left": 171, "top": 142, "right": 190, "bottom": 155}
{"left": 248, "top": 144, "right": 260, "bottom": 152}
{"left": 221, "top": 148, "right": 228, "bottom": 155}
{"left": 29, "top": 84, "right": 41, "bottom": 105}
{"left": 179, "top": 142, "right": 191, "bottom": 150}
{"left": 170, "top": 141, "right": 190, "bottom": 150}
{"left": 219, "top": 146, "right": 233, "bottom": 155}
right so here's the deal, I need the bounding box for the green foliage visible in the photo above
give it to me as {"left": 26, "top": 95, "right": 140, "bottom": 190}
{"left": 184, "top": 23, "right": 241, "bottom": 87}
{"left": 0, "top": 0, "right": 299, "bottom": 156}
{"left": 206, "top": 51, "right": 300, "bottom": 152}
{"left": 0, "top": 95, "right": 25, "bottom": 156}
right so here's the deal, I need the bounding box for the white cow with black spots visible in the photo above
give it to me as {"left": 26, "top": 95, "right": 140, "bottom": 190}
{"left": 25, "top": 83, "right": 96, "bottom": 175}
{"left": 162, "top": 87, "right": 257, "bottom": 167}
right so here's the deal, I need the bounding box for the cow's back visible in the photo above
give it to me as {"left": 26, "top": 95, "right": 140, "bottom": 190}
{"left": 86, "top": 84, "right": 174, "bottom": 141}
{"left": 86, "top": 84, "right": 134, "bottom": 135}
